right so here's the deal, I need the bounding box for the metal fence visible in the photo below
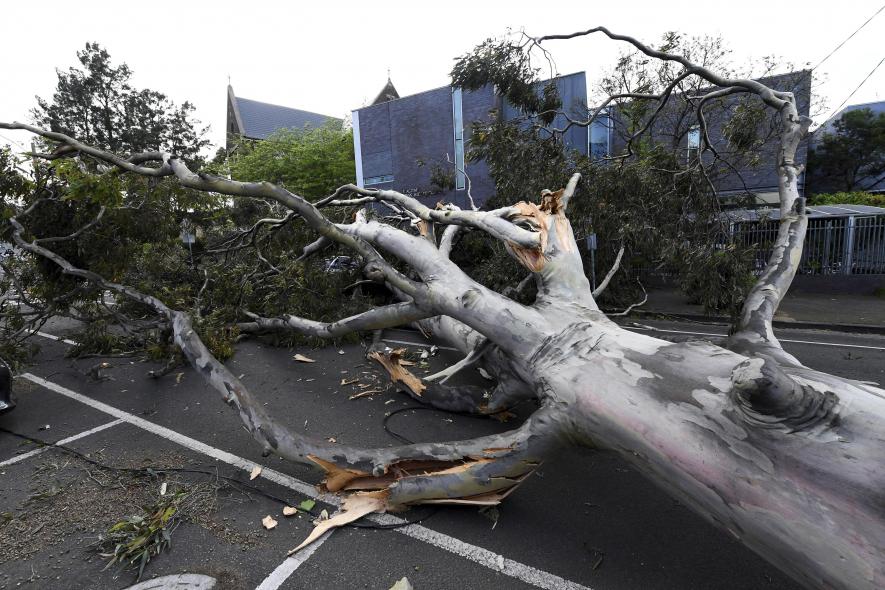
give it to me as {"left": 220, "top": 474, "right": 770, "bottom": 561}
{"left": 734, "top": 215, "right": 885, "bottom": 276}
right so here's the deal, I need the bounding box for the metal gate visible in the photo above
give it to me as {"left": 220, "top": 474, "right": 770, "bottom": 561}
{"left": 734, "top": 214, "right": 885, "bottom": 275}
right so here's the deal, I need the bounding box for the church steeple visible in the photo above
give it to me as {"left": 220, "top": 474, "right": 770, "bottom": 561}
{"left": 372, "top": 73, "right": 399, "bottom": 105}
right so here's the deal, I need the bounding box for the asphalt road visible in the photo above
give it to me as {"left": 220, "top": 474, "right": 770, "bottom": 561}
{"left": 1, "top": 320, "right": 882, "bottom": 590}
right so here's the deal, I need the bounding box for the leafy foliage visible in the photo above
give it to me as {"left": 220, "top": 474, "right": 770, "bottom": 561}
{"left": 679, "top": 244, "right": 756, "bottom": 317}
{"left": 723, "top": 100, "right": 767, "bottom": 154}
{"left": 33, "top": 43, "right": 208, "bottom": 161}
{"left": 2, "top": 94, "right": 365, "bottom": 365}
{"left": 808, "top": 108, "right": 885, "bottom": 193}
{"left": 451, "top": 38, "right": 561, "bottom": 125}
{"left": 808, "top": 191, "right": 885, "bottom": 207}
{"left": 450, "top": 35, "right": 760, "bottom": 314}
{"left": 98, "top": 493, "right": 182, "bottom": 580}
{"left": 228, "top": 123, "right": 355, "bottom": 198}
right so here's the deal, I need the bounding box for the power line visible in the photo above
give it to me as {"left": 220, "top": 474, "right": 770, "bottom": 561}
{"left": 0, "top": 132, "right": 28, "bottom": 150}
{"left": 813, "top": 4, "right": 885, "bottom": 70}
{"left": 820, "top": 55, "right": 885, "bottom": 127}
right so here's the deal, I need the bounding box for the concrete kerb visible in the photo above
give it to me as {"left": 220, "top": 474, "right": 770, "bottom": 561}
{"left": 627, "top": 309, "right": 885, "bottom": 335}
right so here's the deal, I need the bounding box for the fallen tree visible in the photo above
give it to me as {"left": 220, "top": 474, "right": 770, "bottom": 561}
{"left": 2, "top": 27, "right": 883, "bottom": 590}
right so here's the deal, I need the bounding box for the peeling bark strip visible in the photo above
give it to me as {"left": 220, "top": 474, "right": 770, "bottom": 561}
{"left": 4, "top": 33, "right": 885, "bottom": 588}
{"left": 287, "top": 492, "right": 387, "bottom": 554}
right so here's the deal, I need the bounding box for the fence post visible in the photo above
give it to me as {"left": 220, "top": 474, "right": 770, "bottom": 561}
{"left": 842, "top": 216, "right": 856, "bottom": 275}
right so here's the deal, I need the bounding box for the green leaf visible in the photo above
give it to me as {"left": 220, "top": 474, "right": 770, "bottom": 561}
{"left": 298, "top": 499, "right": 316, "bottom": 512}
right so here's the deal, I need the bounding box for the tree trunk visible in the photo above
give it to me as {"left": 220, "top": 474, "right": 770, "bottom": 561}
{"left": 5, "top": 31, "right": 884, "bottom": 588}
{"left": 505, "top": 317, "right": 884, "bottom": 590}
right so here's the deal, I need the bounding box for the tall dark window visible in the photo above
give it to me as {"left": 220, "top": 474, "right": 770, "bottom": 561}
{"left": 589, "top": 111, "right": 611, "bottom": 161}
{"left": 687, "top": 125, "right": 701, "bottom": 162}
{"left": 452, "top": 88, "right": 465, "bottom": 190}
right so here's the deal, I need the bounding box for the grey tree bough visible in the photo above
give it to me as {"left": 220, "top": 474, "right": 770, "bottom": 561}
{"left": 3, "top": 28, "right": 883, "bottom": 590}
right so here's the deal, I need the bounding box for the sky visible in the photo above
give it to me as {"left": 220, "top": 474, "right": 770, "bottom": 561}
{"left": 1, "top": 0, "right": 883, "bottom": 154}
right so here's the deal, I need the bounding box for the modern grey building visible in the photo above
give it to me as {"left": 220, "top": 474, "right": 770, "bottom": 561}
{"left": 226, "top": 85, "right": 342, "bottom": 151}
{"left": 588, "top": 70, "right": 813, "bottom": 205}
{"left": 351, "top": 70, "right": 812, "bottom": 208}
{"left": 351, "top": 73, "right": 590, "bottom": 209}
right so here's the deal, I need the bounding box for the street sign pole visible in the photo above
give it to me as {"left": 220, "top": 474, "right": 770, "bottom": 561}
{"left": 586, "top": 233, "right": 597, "bottom": 291}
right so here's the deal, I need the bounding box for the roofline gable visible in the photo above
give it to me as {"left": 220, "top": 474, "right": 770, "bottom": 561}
{"left": 227, "top": 85, "right": 246, "bottom": 136}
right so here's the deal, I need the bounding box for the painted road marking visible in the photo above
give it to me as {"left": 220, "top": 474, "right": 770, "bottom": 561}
{"left": 381, "top": 338, "right": 459, "bottom": 352}
{"left": 28, "top": 329, "right": 457, "bottom": 353}
{"left": 0, "top": 418, "right": 125, "bottom": 467}
{"left": 627, "top": 325, "right": 885, "bottom": 352}
{"left": 255, "top": 531, "right": 333, "bottom": 590}
{"left": 20, "top": 373, "right": 594, "bottom": 590}
{"left": 19, "top": 373, "right": 327, "bottom": 500}
{"left": 34, "top": 331, "right": 78, "bottom": 346}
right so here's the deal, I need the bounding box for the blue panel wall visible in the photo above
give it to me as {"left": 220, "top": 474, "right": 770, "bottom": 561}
{"left": 388, "top": 86, "right": 454, "bottom": 199}
{"left": 501, "top": 72, "right": 590, "bottom": 156}
{"left": 359, "top": 101, "right": 393, "bottom": 181}
{"left": 355, "top": 73, "right": 588, "bottom": 208}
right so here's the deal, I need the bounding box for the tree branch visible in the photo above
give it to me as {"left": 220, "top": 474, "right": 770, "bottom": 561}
{"left": 9, "top": 205, "right": 561, "bottom": 484}
{"left": 592, "top": 245, "right": 625, "bottom": 298}
{"left": 324, "top": 184, "right": 540, "bottom": 248}
{"left": 4, "top": 122, "right": 422, "bottom": 302}
{"left": 237, "top": 302, "right": 433, "bottom": 338}
{"left": 34, "top": 205, "right": 106, "bottom": 245}
{"left": 1, "top": 121, "right": 171, "bottom": 176}
{"left": 535, "top": 28, "right": 790, "bottom": 110}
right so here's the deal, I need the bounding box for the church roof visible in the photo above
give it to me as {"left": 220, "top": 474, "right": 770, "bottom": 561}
{"left": 228, "top": 86, "right": 341, "bottom": 139}
{"left": 371, "top": 78, "right": 400, "bottom": 105}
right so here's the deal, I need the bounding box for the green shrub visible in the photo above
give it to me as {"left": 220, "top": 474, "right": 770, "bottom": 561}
{"left": 809, "top": 192, "right": 885, "bottom": 207}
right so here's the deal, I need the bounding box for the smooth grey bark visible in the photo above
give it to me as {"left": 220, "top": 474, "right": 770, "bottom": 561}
{"left": 4, "top": 31, "right": 884, "bottom": 588}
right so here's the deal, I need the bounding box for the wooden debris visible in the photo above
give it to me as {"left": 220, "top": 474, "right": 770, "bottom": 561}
{"left": 288, "top": 492, "right": 387, "bottom": 554}
{"left": 368, "top": 349, "right": 426, "bottom": 396}
{"left": 349, "top": 389, "right": 383, "bottom": 400}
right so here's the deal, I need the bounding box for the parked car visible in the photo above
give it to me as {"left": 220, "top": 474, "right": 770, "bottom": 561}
{"left": 0, "top": 359, "right": 13, "bottom": 414}
{"left": 323, "top": 256, "right": 361, "bottom": 273}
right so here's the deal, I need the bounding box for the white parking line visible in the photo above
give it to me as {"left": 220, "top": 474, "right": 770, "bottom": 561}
{"left": 0, "top": 418, "right": 124, "bottom": 467}
{"left": 20, "top": 373, "right": 594, "bottom": 590}
{"left": 255, "top": 531, "right": 333, "bottom": 590}
{"left": 18, "top": 373, "right": 326, "bottom": 499}
{"left": 33, "top": 331, "right": 79, "bottom": 346}
{"left": 626, "top": 325, "right": 885, "bottom": 351}
{"left": 382, "top": 338, "right": 459, "bottom": 351}
{"left": 29, "top": 329, "right": 457, "bottom": 354}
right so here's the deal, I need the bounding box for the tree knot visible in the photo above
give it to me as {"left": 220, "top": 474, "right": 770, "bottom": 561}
{"left": 730, "top": 357, "right": 839, "bottom": 432}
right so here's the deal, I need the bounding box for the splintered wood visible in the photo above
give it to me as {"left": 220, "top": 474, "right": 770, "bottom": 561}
{"left": 368, "top": 348, "right": 426, "bottom": 395}
{"left": 504, "top": 201, "right": 548, "bottom": 272}
{"left": 287, "top": 492, "right": 387, "bottom": 554}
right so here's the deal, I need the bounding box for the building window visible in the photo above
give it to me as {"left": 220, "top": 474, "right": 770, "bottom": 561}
{"left": 589, "top": 111, "right": 611, "bottom": 161}
{"left": 364, "top": 174, "right": 394, "bottom": 185}
{"left": 452, "top": 88, "right": 466, "bottom": 190}
{"left": 687, "top": 125, "right": 700, "bottom": 162}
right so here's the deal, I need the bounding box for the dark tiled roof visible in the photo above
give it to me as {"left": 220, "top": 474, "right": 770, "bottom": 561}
{"left": 234, "top": 96, "right": 341, "bottom": 139}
